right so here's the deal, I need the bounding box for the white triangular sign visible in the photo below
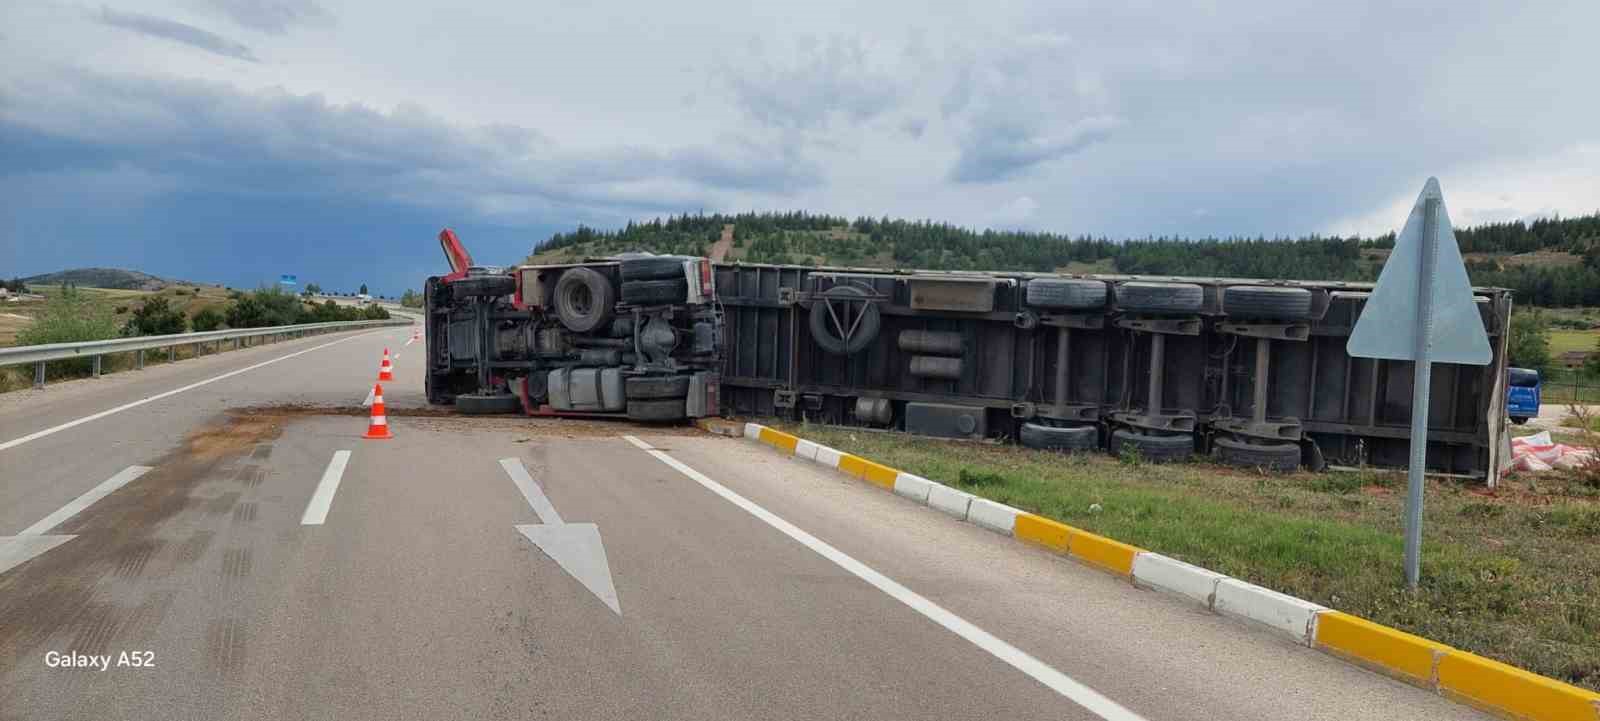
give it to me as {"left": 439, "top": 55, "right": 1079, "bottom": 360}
{"left": 1348, "top": 177, "right": 1491, "bottom": 366}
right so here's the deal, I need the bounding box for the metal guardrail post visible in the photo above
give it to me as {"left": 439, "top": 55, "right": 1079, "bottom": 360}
{"left": 35, "top": 362, "right": 45, "bottom": 389}
{"left": 136, "top": 350, "right": 145, "bottom": 370}
{"left": 168, "top": 346, "right": 175, "bottom": 362}
{"left": 92, "top": 355, "right": 102, "bottom": 378}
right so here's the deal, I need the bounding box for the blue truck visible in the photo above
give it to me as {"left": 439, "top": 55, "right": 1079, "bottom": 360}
{"left": 1507, "top": 367, "right": 1540, "bottom": 425}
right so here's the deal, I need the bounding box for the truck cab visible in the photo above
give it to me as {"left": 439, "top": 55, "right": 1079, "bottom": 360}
{"left": 1506, "top": 367, "right": 1540, "bottom": 425}
{"left": 423, "top": 229, "right": 721, "bottom": 421}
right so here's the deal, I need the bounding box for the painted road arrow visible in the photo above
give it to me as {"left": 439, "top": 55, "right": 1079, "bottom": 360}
{"left": 499, "top": 458, "right": 620, "bottom": 615}
{"left": 1, "top": 465, "right": 151, "bottom": 576}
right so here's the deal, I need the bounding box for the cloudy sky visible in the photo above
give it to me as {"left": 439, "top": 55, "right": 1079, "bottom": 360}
{"left": 2, "top": 1, "right": 1597, "bottom": 294}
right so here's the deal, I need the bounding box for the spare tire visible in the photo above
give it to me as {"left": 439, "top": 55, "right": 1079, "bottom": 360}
{"left": 809, "top": 285, "right": 881, "bottom": 355}
{"left": 1026, "top": 279, "right": 1107, "bottom": 309}
{"left": 627, "top": 397, "right": 686, "bottom": 422}
{"left": 1019, "top": 423, "right": 1099, "bottom": 452}
{"left": 1116, "top": 282, "right": 1203, "bottom": 314}
{"left": 456, "top": 392, "right": 522, "bottom": 415}
{"left": 625, "top": 374, "right": 691, "bottom": 400}
{"left": 1109, "top": 429, "right": 1193, "bottom": 462}
{"left": 451, "top": 274, "right": 515, "bottom": 298}
{"left": 620, "top": 255, "right": 691, "bottom": 281}
{"left": 1214, "top": 437, "right": 1301, "bottom": 472}
{"left": 553, "top": 267, "right": 616, "bottom": 332}
{"left": 1223, "top": 286, "right": 1313, "bottom": 320}
{"left": 621, "top": 278, "right": 688, "bottom": 305}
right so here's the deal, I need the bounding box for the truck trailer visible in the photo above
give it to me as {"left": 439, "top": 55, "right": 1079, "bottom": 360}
{"left": 425, "top": 230, "right": 1514, "bottom": 483}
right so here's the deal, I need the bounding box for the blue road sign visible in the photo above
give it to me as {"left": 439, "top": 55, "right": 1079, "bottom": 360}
{"left": 280, "top": 274, "right": 298, "bottom": 286}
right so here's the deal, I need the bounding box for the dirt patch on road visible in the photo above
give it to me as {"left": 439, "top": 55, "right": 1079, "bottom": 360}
{"left": 227, "top": 403, "right": 704, "bottom": 438}
{"left": 0, "top": 413, "right": 285, "bottom": 666}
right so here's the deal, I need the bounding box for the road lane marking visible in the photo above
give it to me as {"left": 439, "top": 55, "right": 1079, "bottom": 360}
{"left": 499, "top": 458, "right": 564, "bottom": 524}
{"left": 0, "top": 330, "right": 387, "bottom": 454}
{"left": 499, "top": 458, "right": 620, "bottom": 614}
{"left": 20, "top": 466, "right": 152, "bottom": 535}
{"left": 300, "top": 451, "right": 352, "bottom": 525}
{"left": 621, "top": 435, "right": 1146, "bottom": 721}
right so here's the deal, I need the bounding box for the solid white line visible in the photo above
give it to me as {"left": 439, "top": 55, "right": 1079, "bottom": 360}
{"left": 19, "top": 465, "right": 152, "bottom": 535}
{"left": 0, "top": 330, "right": 384, "bottom": 453}
{"left": 498, "top": 458, "right": 564, "bottom": 524}
{"left": 300, "top": 450, "right": 352, "bottom": 525}
{"left": 620, "top": 435, "right": 1146, "bottom": 721}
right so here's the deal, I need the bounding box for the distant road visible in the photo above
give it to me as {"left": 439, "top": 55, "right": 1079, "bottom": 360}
{"left": 0, "top": 321, "right": 1485, "bottom": 720}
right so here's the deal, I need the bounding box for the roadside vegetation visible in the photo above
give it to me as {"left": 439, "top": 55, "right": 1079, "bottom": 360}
{"left": 772, "top": 420, "right": 1600, "bottom": 691}
{"left": 528, "top": 211, "right": 1600, "bottom": 306}
{"left": 0, "top": 286, "right": 389, "bottom": 393}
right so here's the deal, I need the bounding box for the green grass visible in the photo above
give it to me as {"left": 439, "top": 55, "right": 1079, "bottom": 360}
{"left": 773, "top": 421, "right": 1600, "bottom": 690}
{"left": 1549, "top": 329, "right": 1599, "bottom": 355}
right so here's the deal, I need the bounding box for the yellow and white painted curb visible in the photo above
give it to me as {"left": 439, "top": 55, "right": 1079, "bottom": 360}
{"left": 712, "top": 420, "right": 1600, "bottom": 721}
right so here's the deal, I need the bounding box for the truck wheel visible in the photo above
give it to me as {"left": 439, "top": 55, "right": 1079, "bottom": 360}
{"left": 1222, "top": 286, "right": 1313, "bottom": 320}
{"left": 455, "top": 392, "right": 522, "bottom": 415}
{"left": 809, "top": 285, "right": 881, "bottom": 355}
{"left": 1110, "top": 429, "right": 1193, "bottom": 462}
{"left": 554, "top": 267, "right": 616, "bottom": 332}
{"left": 1019, "top": 423, "right": 1099, "bottom": 452}
{"left": 620, "top": 256, "right": 691, "bottom": 281}
{"left": 1213, "top": 436, "right": 1301, "bottom": 472}
{"left": 1115, "top": 282, "right": 1203, "bottom": 314}
{"left": 451, "top": 275, "right": 515, "bottom": 298}
{"left": 625, "top": 375, "right": 691, "bottom": 400}
{"left": 1026, "top": 279, "right": 1107, "bottom": 309}
{"left": 621, "top": 278, "right": 688, "bottom": 305}
{"left": 627, "top": 397, "right": 686, "bottom": 422}
{"left": 1510, "top": 416, "right": 1529, "bottom": 425}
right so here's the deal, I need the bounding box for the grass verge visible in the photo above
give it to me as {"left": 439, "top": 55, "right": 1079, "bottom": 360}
{"left": 772, "top": 421, "right": 1600, "bottom": 691}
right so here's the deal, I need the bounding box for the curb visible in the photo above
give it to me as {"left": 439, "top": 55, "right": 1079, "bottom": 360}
{"left": 719, "top": 420, "right": 1600, "bottom": 721}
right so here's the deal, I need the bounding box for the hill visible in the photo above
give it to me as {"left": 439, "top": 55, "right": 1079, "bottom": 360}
{"left": 525, "top": 211, "right": 1600, "bottom": 306}
{"left": 19, "top": 268, "right": 196, "bottom": 291}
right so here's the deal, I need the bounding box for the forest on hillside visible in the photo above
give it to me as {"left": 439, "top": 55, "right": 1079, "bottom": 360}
{"left": 532, "top": 211, "right": 1600, "bottom": 307}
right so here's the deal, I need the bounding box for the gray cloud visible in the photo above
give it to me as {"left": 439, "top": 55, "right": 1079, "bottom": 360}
{"left": 723, "top": 36, "right": 903, "bottom": 131}
{"left": 189, "top": 0, "right": 328, "bottom": 35}
{"left": 0, "top": 69, "right": 820, "bottom": 225}
{"left": 951, "top": 115, "right": 1118, "bottom": 183}
{"left": 97, "top": 7, "right": 258, "bottom": 62}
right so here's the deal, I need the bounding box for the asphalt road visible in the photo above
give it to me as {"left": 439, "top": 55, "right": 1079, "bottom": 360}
{"left": 0, "top": 325, "right": 1487, "bottom": 720}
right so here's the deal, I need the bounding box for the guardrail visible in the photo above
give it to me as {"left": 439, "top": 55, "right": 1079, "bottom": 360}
{"left": 1, "top": 319, "right": 411, "bottom": 389}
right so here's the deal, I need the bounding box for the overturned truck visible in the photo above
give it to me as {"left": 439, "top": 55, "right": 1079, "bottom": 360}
{"left": 426, "top": 230, "right": 1514, "bottom": 481}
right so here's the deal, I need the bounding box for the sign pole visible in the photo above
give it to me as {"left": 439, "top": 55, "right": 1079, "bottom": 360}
{"left": 1404, "top": 197, "right": 1441, "bottom": 590}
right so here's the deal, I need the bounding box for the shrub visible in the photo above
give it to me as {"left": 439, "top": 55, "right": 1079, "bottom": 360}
{"left": 122, "top": 296, "right": 187, "bottom": 336}
{"left": 362, "top": 304, "right": 391, "bottom": 320}
{"left": 16, "top": 288, "right": 119, "bottom": 377}
{"left": 226, "top": 287, "right": 303, "bottom": 328}
{"left": 191, "top": 307, "right": 225, "bottom": 331}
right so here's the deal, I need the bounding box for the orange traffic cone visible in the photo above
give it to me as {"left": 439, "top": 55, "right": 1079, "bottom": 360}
{"left": 363, "top": 383, "right": 393, "bottom": 439}
{"left": 378, "top": 348, "right": 394, "bottom": 381}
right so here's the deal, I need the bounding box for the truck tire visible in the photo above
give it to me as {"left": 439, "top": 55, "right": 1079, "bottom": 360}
{"left": 450, "top": 274, "right": 515, "bottom": 298}
{"left": 620, "top": 255, "right": 690, "bottom": 281}
{"left": 1110, "top": 429, "right": 1193, "bottom": 462}
{"left": 1116, "top": 282, "right": 1203, "bottom": 314}
{"left": 1026, "top": 279, "right": 1106, "bottom": 309}
{"left": 809, "top": 285, "right": 881, "bottom": 355}
{"left": 1019, "top": 423, "right": 1099, "bottom": 452}
{"left": 1510, "top": 416, "right": 1530, "bottom": 425}
{"left": 1213, "top": 436, "right": 1301, "bottom": 472}
{"left": 621, "top": 278, "right": 688, "bottom": 305}
{"left": 554, "top": 267, "right": 616, "bottom": 332}
{"left": 455, "top": 392, "right": 522, "bottom": 415}
{"left": 1223, "top": 286, "right": 1313, "bottom": 320}
{"left": 625, "top": 374, "right": 690, "bottom": 400}
{"left": 627, "top": 397, "right": 686, "bottom": 422}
